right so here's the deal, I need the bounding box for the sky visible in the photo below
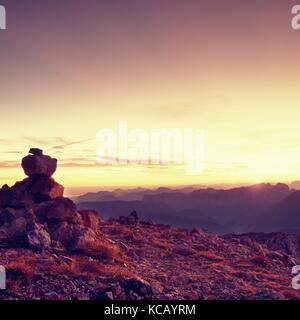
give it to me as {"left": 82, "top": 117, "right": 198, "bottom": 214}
{"left": 1, "top": 0, "right": 300, "bottom": 193}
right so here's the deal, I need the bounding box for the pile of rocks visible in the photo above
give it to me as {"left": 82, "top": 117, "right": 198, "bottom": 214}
{"left": 118, "top": 211, "right": 139, "bottom": 225}
{"left": 0, "top": 148, "right": 100, "bottom": 252}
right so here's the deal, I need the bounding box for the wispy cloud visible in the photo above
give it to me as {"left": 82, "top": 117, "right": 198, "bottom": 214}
{"left": 23, "top": 136, "right": 94, "bottom": 151}
{"left": 0, "top": 161, "right": 19, "bottom": 168}
{"left": 49, "top": 138, "right": 94, "bottom": 151}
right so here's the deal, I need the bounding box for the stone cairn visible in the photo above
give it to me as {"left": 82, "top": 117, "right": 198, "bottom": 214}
{"left": 0, "top": 148, "right": 100, "bottom": 252}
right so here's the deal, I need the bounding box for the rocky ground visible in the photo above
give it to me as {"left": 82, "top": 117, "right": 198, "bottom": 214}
{"left": 0, "top": 215, "right": 300, "bottom": 300}
{"left": 0, "top": 149, "right": 300, "bottom": 300}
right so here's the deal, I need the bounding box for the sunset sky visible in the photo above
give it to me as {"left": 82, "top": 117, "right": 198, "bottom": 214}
{"left": 1, "top": 0, "right": 300, "bottom": 193}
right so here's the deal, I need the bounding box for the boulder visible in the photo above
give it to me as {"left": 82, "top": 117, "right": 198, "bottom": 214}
{"left": 27, "top": 223, "right": 51, "bottom": 251}
{"left": 0, "top": 217, "right": 28, "bottom": 246}
{"left": 22, "top": 150, "right": 57, "bottom": 177}
{"left": 119, "top": 211, "right": 139, "bottom": 225}
{"left": 172, "top": 245, "right": 195, "bottom": 256}
{"left": 69, "top": 212, "right": 83, "bottom": 225}
{"left": 48, "top": 222, "right": 85, "bottom": 247}
{"left": 0, "top": 207, "right": 17, "bottom": 225}
{"left": 45, "top": 197, "right": 77, "bottom": 223}
{"left": 0, "top": 184, "right": 13, "bottom": 208}
{"left": 0, "top": 228, "right": 9, "bottom": 245}
{"left": 48, "top": 221, "right": 75, "bottom": 246}
{"left": 78, "top": 210, "right": 100, "bottom": 232}
{"left": 69, "top": 228, "right": 97, "bottom": 253}
{"left": 0, "top": 208, "right": 35, "bottom": 227}
{"left": 30, "top": 176, "right": 64, "bottom": 201}
{"left": 0, "top": 181, "right": 34, "bottom": 209}
{"left": 31, "top": 200, "right": 54, "bottom": 222}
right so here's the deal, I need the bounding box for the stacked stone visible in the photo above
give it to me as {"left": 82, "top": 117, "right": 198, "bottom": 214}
{"left": 0, "top": 148, "right": 100, "bottom": 252}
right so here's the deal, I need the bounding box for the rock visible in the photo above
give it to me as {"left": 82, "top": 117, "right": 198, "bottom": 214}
{"left": 126, "top": 211, "right": 139, "bottom": 225}
{"left": 191, "top": 227, "right": 205, "bottom": 235}
{"left": 151, "top": 282, "right": 164, "bottom": 295}
{"left": 69, "top": 212, "right": 83, "bottom": 225}
{"left": 0, "top": 181, "right": 34, "bottom": 209}
{"left": 0, "top": 185, "right": 16, "bottom": 209}
{"left": 69, "top": 228, "right": 97, "bottom": 253}
{"left": 0, "top": 208, "right": 35, "bottom": 227}
{"left": 0, "top": 228, "right": 9, "bottom": 245}
{"left": 0, "top": 217, "right": 28, "bottom": 246}
{"left": 0, "top": 207, "right": 17, "bottom": 225}
{"left": 27, "top": 223, "right": 51, "bottom": 251}
{"left": 111, "top": 284, "right": 122, "bottom": 297}
{"left": 172, "top": 245, "right": 195, "bottom": 256}
{"left": 58, "top": 255, "right": 73, "bottom": 265}
{"left": 78, "top": 210, "right": 100, "bottom": 232}
{"left": 29, "top": 148, "right": 43, "bottom": 156}
{"left": 105, "top": 291, "right": 114, "bottom": 300}
{"left": 45, "top": 197, "right": 77, "bottom": 223}
{"left": 125, "top": 277, "right": 152, "bottom": 296}
{"left": 126, "top": 215, "right": 136, "bottom": 225}
{"left": 0, "top": 149, "right": 101, "bottom": 254}
{"left": 6, "top": 217, "right": 28, "bottom": 239}
{"left": 31, "top": 200, "right": 54, "bottom": 222}
{"left": 22, "top": 150, "right": 57, "bottom": 177}
{"left": 30, "top": 176, "right": 64, "bottom": 201}
{"left": 119, "top": 211, "right": 139, "bottom": 225}
{"left": 118, "top": 216, "right": 127, "bottom": 224}
{"left": 250, "top": 255, "right": 268, "bottom": 267}
{"left": 48, "top": 222, "right": 80, "bottom": 247}
{"left": 130, "top": 210, "right": 138, "bottom": 221}
{"left": 45, "top": 292, "right": 60, "bottom": 300}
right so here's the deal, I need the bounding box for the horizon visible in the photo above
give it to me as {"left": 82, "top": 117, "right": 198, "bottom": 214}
{"left": 1, "top": 0, "right": 300, "bottom": 189}
{"left": 65, "top": 181, "right": 300, "bottom": 197}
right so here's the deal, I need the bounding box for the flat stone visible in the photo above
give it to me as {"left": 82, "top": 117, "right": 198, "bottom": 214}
{"left": 29, "top": 148, "right": 43, "bottom": 156}
{"left": 22, "top": 150, "right": 57, "bottom": 177}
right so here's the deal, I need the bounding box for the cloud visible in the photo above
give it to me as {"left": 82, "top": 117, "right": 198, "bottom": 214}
{"left": 23, "top": 136, "right": 95, "bottom": 152}
{"left": 50, "top": 138, "right": 94, "bottom": 150}
{"left": 24, "top": 136, "right": 67, "bottom": 145}
{"left": 0, "top": 161, "right": 19, "bottom": 168}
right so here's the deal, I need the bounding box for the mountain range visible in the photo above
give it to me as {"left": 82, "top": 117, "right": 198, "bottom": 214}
{"left": 75, "top": 183, "right": 300, "bottom": 235}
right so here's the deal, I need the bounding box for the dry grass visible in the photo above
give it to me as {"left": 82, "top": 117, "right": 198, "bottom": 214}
{"left": 80, "top": 238, "right": 124, "bottom": 261}
{"left": 209, "top": 262, "right": 237, "bottom": 274}
{"left": 195, "top": 251, "right": 224, "bottom": 261}
{"left": 111, "top": 225, "right": 134, "bottom": 237}
{"left": 250, "top": 255, "right": 267, "bottom": 267}
{"left": 52, "top": 255, "right": 134, "bottom": 280}
{"left": 150, "top": 239, "right": 173, "bottom": 250}
{"left": 235, "top": 260, "right": 255, "bottom": 268}
{"left": 6, "top": 257, "right": 35, "bottom": 290}
{"left": 241, "top": 283, "right": 257, "bottom": 294}
{"left": 71, "top": 233, "right": 125, "bottom": 262}
{"left": 167, "top": 229, "right": 190, "bottom": 240}
{"left": 254, "top": 271, "right": 287, "bottom": 282}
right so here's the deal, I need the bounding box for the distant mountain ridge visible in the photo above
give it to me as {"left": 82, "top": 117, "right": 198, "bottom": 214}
{"left": 255, "top": 190, "right": 300, "bottom": 233}
{"left": 76, "top": 183, "right": 299, "bottom": 234}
